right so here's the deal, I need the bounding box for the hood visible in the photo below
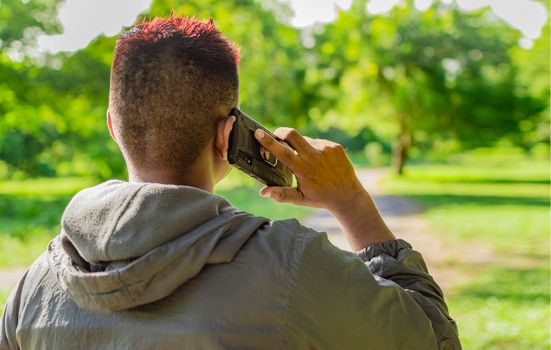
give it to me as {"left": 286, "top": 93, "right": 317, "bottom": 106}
{"left": 48, "top": 180, "right": 268, "bottom": 312}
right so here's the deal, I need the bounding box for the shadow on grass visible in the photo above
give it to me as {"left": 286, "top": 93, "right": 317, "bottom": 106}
{"left": 402, "top": 194, "right": 548, "bottom": 209}
{"left": 370, "top": 192, "right": 548, "bottom": 217}
{"left": 450, "top": 266, "right": 550, "bottom": 349}
{"left": 0, "top": 194, "right": 69, "bottom": 239}
{"left": 402, "top": 176, "right": 549, "bottom": 185}
{"left": 456, "top": 266, "right": 550, "bottom": 302}
{"left": 371, "top": 195, "right": 424, "bottom": 216}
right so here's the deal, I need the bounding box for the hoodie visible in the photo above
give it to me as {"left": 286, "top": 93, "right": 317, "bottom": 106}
{"left": 1, "top": 180, "right": 461, "bottom": 349}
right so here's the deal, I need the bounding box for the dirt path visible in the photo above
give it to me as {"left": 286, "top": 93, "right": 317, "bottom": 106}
{"left": 303, "top": 168, "right": 464, "bottom": 291}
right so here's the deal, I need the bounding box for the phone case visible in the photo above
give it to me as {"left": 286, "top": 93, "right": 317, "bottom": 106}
{"left": 228, "top": 109, "right": 293, "bottom": 187}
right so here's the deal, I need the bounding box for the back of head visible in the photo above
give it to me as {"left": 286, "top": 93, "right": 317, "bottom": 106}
{"left": 109, "top": 17, "right": 240, "bottom": 174}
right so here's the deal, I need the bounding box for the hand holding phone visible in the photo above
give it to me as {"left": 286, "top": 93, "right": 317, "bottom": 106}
{"left": 253, "top": 126, "right": 365, "bottom": 211}
{"left": 227, "top": 109, "right": 293, "bottom": 187}
{"left": 253, "top": 125, "right": 396, "bottom": 250}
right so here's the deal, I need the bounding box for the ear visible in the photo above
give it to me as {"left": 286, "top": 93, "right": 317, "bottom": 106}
{"left": 214, "top": 116, "right": 235, "bottom": 160}
{"left": 107, "top": 110, "right": 117, "bottom": 141}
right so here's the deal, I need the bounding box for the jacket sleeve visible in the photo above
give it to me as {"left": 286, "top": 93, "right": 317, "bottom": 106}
{"left": 357, "top": 239, "right": 461, "bottom": 349}
{"left": 0, "top": 271, "right": 27, "bottom": 350}
{"left": 287, "top": 227, "right": 461, "bottom": 350}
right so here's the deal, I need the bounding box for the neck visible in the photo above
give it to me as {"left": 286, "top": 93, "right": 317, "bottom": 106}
{"left": 127, "top": 166, "right": 215, "bottom": 192}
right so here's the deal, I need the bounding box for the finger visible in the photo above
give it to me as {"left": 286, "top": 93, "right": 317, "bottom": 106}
{"left": 254, "top": 129, "right": 301, "bottom": 172}
{"left": 259, "top": 186, "right": 270, "bottom": 197}
{"left": 260, "top": 186, "right": 305, "bottom": 205}
{"left": 273, "top": 128, "right": 315, "bottom": 155}
{"left": 303, "top": 135, "right": 316, "bottom": 143}
{"left": 308, "top": 138, "right": 338, "bottom": 152}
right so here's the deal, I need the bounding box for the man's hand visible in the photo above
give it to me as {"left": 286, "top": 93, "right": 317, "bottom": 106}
{"left": 254, "top": 128, "right": 364, "bottom": 211}
{"left": 254, "top": 127, "right": 395, "bottom": 250}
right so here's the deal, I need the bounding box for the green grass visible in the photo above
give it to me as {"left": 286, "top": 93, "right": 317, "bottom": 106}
{"left": 217, "top": 185, "right": 312, "bottom": 220}
{"left": 451, "top": 267, "right": 549, "bottom": 350}
{"left": 381, "top": 159, "right": 550, "bottom": 349}
{"left": 215, "top": 169, "right": 313, "bottom": 220}
{"left": 0, "top": 177, "right": 96, "bottom": 267}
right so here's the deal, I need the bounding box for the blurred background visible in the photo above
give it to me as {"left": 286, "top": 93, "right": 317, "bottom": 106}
{"left": 0, "top": 0, "right": 549, "bottom": 348}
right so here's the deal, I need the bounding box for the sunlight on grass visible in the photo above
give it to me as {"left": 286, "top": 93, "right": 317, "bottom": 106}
{"left": 0, "top": 231, "right": 52, "bottom": 267}
{"left": 451, "top": 267, "right": 549, "bottom": 350}
{"left": 428, "top": 205, "right": 549, "bottom": 255}
{"left": 215, "top": 169, "right": 313, "bottom": 220}
{"left": 217, "top": 185, "right": 312, "bottom": 221}
{"left": 0, "top": 177, "right": 96, "bottom": 197}
{"left": 381, "top": 159, "right": 550, "bottom": 350}
{"left": 382, "top": 161, "right": 549, "bottom": 254}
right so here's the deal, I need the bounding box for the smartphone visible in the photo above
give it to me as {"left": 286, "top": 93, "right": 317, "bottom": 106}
{"left": 228, "top": 108, "right": 293, "bottom": 187}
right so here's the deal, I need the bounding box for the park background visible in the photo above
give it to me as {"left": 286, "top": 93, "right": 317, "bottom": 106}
{"left": 0, "top": 0, "right": 549, "bottom": 348}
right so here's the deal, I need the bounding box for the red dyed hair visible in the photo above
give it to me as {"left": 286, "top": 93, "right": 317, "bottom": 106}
{"left": 109, "top": 16, "right": 241, "bottom": 174}
{"left": 113, "top": 17, "right": 240, "bottom": 68}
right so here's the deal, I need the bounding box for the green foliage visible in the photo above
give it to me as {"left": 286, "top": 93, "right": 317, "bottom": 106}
{"left": 0, "top": 0, "right": 548, "bottom": 178}
{"left": 217, "top": 185, "right": 312, "bottom": 220}
{"left": 314, "top": 0, "right": 547, "bottom": 173}
{"left": 512, "top": 18, "right": 550, "bottom": 148}
{"left": 0, "top": 33, "right": 123, "bottom": 178}
{"left": 0, "top": 0, "right": 62, "bottom": 47}
{"left": 215, "top": 169, "right": 313, "bottom": 220}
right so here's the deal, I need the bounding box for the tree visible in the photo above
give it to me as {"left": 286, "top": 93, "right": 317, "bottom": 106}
{"left": 512, "top": 9, "right": 550, "bottom": 149}
{"left": 0, "top": 0, "right": 62, "bottom": 48}
{"left": 310, "top": 0, "right": 547, "bottom": 174}
{"left": 0, "top": 0, "right": 64, "bottom": 176}
{"left": 0, "top": 0, "right": 547, "bottom": 178}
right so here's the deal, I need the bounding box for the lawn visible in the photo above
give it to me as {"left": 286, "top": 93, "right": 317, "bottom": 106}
{"left": 0, "top": 171, "right": 312, "bottom": 312}
{"left": 381, "top": 159, "right": 550, "bottom": 349}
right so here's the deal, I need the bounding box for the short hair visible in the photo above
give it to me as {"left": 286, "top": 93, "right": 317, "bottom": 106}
{"left": 109, "top": 17, "right": 240, "bottom": 174}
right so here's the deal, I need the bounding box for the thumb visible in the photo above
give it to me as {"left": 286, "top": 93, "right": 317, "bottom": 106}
{"left": 260, "top": 186, "right": 304, "bottom": 205}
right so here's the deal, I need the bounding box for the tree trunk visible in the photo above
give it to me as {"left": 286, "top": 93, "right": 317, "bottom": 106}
{"left": 393, "top": 114, "right": 411, "bottom": 175}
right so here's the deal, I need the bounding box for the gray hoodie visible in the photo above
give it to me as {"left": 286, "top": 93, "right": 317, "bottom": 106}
{"left": 1, "top": 180, "right": 460, "bottom": 349}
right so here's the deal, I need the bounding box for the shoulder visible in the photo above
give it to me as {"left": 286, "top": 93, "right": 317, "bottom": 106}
{"left": 255, "top": 218, "right": 330, "bottom": 260}
{"left": 255, "top": 218, "right": 370, "bottom": 293}
{"left": 261, "top": 218, "right": 326, "bottom": 244}
{"left": 267, "top": 218, "right": 359, "bottom": 264}
{"left": 11, "top": 252, "right": 52, "bottom": 315}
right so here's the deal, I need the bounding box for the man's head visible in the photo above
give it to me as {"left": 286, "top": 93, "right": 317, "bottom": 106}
{"left": 108, "top": 17, "right": 240, "bottom": 187}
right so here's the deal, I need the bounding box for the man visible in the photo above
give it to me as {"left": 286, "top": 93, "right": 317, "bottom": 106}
{"left": 1, "top": 17, "right": 461, "bottom": 349}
